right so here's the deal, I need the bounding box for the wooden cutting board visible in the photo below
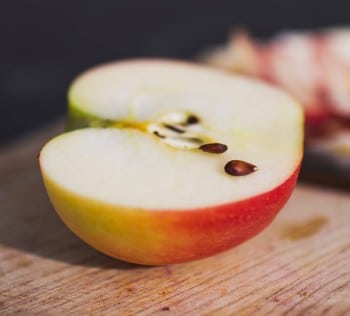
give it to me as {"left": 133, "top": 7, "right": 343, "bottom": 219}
{"left": 1, "top": 120, "right": 350, "bottom": 315}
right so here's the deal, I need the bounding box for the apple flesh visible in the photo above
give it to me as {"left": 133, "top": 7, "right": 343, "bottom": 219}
{"left": 39, "top": 60, "right": 303, "bottom": 265}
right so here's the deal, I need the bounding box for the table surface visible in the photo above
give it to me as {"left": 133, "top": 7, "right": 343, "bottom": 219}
{"left": 1, "top": 121, "right": 350, "bottom": 315}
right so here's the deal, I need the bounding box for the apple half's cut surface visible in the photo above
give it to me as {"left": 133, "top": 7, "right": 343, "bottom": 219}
{"left": 39, "top": 60, "right": 304, "bottom": 265}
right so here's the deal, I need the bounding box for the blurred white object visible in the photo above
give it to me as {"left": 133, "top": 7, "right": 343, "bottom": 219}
{"left": 203, "top": 28, "right": 350, "bottom": 170}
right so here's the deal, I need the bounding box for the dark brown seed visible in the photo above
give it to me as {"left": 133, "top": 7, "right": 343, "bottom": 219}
{"left": 153, "top": 131, "right": 166, "bottom": 138}
{"left": 186, "top": 114, "right": 200, "bottom": 125}
{"left": 162, "top": 123, "right": 185, "bottom": 134}
{"left": 199, "top": 143, "right": 228, "bottom": 154}
{"left": 224, "top": 160, "right": 257, "bottom": 176}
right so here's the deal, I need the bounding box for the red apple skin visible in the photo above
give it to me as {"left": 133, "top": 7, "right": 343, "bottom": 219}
{"left": 41, "top": 160, "right": 301, "bottom": 265}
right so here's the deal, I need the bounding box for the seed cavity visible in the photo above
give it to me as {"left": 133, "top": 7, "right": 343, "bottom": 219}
{"left": 147, "top": 111, "right": 209, "bottom": 150}
{"left": 186, "top": 114, "right": 200, "bottom": 125}
{"left": 153, "top": 131, "right": 166, "bottom": 138}
{"left": 146, "top": 111, "right": 259, "bottom": 177}
{"left": 199, "top": 143, "right": 228, "bottom": 154}
{"left": 162, "top": 123, "right": 186, "bottom": 134}
{"left": 224, "top": 160, "right": 257, "bottom": 176}
{"left": 163, "top": 137, "right": 205, "bottom": 149}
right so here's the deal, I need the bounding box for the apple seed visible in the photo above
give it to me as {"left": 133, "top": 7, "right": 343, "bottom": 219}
{"left": 147, "top": 111, "right": 211, "bottom": 150}
{"left": 186, "top": 114, "right": 200, "bottom": 125}
{"left": 199, "top": 143, "right": 228, "bottom": 154}
{"left": 224, "top": 160, "right": 257, "bottom": 176}
{"left": 161, "top": 111, "right": 199, "bottom": 126}
{"left": 153, "top": 131, "right": 166, "bottom": 139}
{"left": 162, "top": 123, "right": 186, "bottom": 134}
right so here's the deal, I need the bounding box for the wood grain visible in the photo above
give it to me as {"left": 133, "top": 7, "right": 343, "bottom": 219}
{"left": 1, "top": 121, "right": 350, "bottom": 315}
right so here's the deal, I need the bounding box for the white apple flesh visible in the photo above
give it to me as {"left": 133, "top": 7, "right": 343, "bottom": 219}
{"left": 39, "top": 60, "right": 304, "bottom": 265}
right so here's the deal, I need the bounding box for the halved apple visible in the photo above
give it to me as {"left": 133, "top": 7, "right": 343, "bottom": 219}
{"left": 39, "top": 60, "right": 303, "bottom": 265}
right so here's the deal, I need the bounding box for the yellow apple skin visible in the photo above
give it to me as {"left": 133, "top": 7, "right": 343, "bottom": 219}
{"left": 40, "top": 161, "right": 301, "bottom": 265}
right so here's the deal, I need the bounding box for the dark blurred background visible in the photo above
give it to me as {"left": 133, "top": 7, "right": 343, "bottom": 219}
{"left": 1, "top": 0, "right": 350, "bottom": 145}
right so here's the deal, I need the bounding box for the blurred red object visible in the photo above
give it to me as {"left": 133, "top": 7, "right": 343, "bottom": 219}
{"left": 203, "top": 28, "right": 350, "bottom": 171}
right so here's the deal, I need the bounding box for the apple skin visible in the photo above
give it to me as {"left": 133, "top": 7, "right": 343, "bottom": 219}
{"left": 40, "top": 160, "right": 300, "bottom": 265}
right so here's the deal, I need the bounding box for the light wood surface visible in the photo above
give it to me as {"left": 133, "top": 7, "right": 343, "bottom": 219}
{"left": 1, "top": 121, "right": 350, "bottom": 315}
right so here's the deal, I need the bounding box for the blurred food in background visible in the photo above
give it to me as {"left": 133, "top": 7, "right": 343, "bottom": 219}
{"left": 201, "top": 28, "right": 350, "bottom": 185}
